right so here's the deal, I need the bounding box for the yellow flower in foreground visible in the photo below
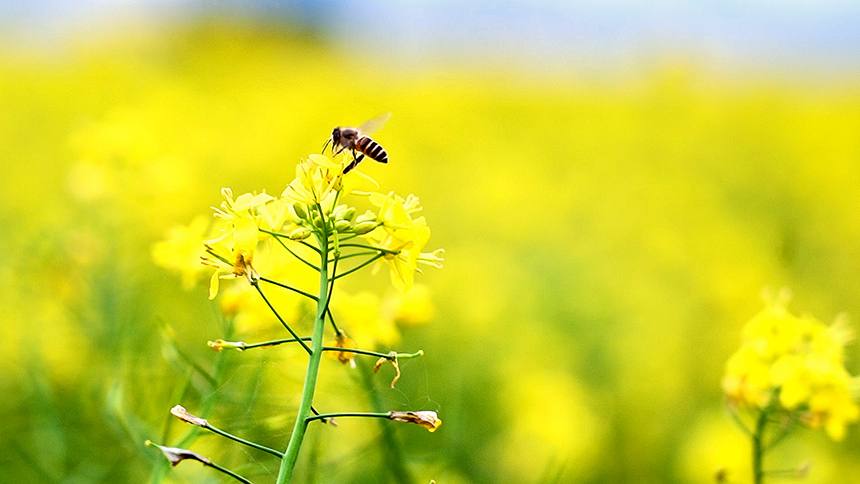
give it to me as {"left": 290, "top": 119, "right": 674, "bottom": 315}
{"left": 201, "top": 217, "right": 260, "bottom": 299}
{"left": 365, "top": 192, "right": 444, "bottom": 291}
{"left": 282, "top": 155, "right": 339, "bottom": 206}
{"left": 723, "top": 296, "right": 859, "bottom": 440}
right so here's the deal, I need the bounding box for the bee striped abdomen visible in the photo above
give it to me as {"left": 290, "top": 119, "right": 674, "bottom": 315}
{"left": 356, "top": 136, "right": 388, "bottom": 163}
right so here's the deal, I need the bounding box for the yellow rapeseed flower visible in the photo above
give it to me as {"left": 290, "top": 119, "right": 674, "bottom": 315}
{"left": 152, "top": 215, "right": 215, "bottom": 289}
{"left": 365, "top": 192, "right": 443, "bottom": 291}
{"left": 282, "top": 156, "right": 340, "bottom": 207}
{"left": 723, "top": 296, "right": 859, "bottom": 440}
{"left": 201, "top": 217, "right": 260, "bottom": 299}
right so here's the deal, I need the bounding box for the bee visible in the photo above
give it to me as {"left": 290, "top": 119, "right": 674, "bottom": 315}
{"left": 325, "top": 112, "right": 391, "bottom": 173}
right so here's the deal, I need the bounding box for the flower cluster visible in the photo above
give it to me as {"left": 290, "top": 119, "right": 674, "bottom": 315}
{"left": 722, "top": 295, "right": 859, "bottom": 440}
{"left": 154, "top": 153, "right": 443, "bottom": 325}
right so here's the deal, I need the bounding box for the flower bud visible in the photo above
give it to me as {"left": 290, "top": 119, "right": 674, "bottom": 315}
{"left": 387, "top": 411, "right": 442, "bottom": 432}
{"left": 356, "top": 210, "right": 376, "bottom": 224}
{"left": 341, "top": 207, "right": 356, "bottom": 222}
{"left": 170, "top": 405, "right": 208, "bottom": 427}
{"left": 332, "top": 204, "right": 349, "bottom": 219}
{"left": 312, "top": 216, "right": 325, "bottom": 229}
{"left": 353, "top": 221, "right": 377, "bottom": 235}
{"left": 289, "top": 227, "right": 311, "bottom": 240}
{"left": 334, "top": 219, "right": 352, "bottom": 232}
{"left": 291, "top": 202, "right": 308, "bottom": 221}
{"left": 146, "top": 441, "right": 212, "bottom": 467}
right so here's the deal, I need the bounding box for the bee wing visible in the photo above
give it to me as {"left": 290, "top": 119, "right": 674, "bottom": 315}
{"left": 357, "top": 112, "right": 391, "bottom": 136}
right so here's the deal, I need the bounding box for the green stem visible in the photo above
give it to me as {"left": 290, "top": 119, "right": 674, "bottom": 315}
{"left": 337, "top": 242, "right": 395, "bottom": 253}
{"left": 305, "top": 412, "right": 390, "bottom": 423}
{"left": 333, "top": 252, "right": 387, "bottom": 280}
{"left": 206, "top": 460, "right": 254, "bottom": 484}
{"left": 203, "top": 423, "right": 284, "bottom": 458}
{"left": 326, "top": 308, "right": 342, "bottom": 336}
{"left": 271, "top": 234, "right": 321, "bottom": 272}
{"left": 259, "top": 277, "right": 318, "bottom": 302}
{"left": 235, "top": 337, "right": 313, "bottom": 351}
{"left": 330, "top": 251, "right": 379, "bottom": 262}
{"left": 321, "top": 347, "right": 424, "bottom": 360}
{"left": 259, "top": 228, "right": 322, "bottom": 257}
{"left": 275, "top": 212, "right": 331, "bottom": 484}
{"left": 753, "top": 408, "right": 768, "bottom": 484}
{"left": 253, "top": 283, "right": 312, "bottom": 355}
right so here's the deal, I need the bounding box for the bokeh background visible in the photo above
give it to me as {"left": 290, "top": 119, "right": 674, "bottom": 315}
{"left": 2, "top": 1, "right": 860, "bottom": 483}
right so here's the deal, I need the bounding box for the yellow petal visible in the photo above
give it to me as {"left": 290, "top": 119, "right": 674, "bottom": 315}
{"left": 208, "top": 271, "right": 221, "bottom": 300}
{"left": 233, "top": 218, "right": 259, "bottom": 252}
{"left": 308, "top": 153, "right": 339, "bottom": 170}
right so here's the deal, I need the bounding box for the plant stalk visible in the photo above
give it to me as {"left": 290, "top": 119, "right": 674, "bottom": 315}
{"left": 752, "top": 408, "right": 768, "bottom": 484}
{"left": 275, "top": 228, "right": 330, "bottom": 484}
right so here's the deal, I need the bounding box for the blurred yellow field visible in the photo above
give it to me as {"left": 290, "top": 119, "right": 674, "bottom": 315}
{"left": 2, "top": 20, "right": 860, "bottom": 484}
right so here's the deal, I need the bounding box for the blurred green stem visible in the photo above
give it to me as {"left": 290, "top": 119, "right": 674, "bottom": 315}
{"left": 206, "top": 460, "right": 254, "bottom": 484}
{"left": 752, "top": 408, "right": 768, "bottom": 484}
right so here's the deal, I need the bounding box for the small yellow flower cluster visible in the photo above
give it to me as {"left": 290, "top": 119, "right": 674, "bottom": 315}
{"left": 153, "top": 153, "right": 442, "bottom": 336}
{"left": 722, "top": 296, "right": 859, "bottom": 440}
{"left": 366, "top": 192, "right": 445, "bottom": 291}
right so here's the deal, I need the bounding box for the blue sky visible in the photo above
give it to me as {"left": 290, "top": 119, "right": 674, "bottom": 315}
{"left": 2, "top": 0, "right": 858, "bottom": 72}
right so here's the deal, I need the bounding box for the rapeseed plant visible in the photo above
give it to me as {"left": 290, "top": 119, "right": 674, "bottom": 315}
{"left": 722, "top": 290, "right": 859, "bottom": 483}
{"left": 151, "top": 150, "right": 443, "bottom": 483}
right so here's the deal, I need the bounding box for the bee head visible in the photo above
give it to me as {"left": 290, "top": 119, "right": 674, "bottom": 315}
{"left": 331, "top": 127, "right": 341, "bottom": 143}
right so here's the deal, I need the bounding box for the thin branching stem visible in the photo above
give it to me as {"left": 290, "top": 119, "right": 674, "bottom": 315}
{"left": 729, "top": 408, "right": 754, "bottom": 437}
{"left": 326, "top": 308, "right": 342, "bottom": 336}
{"left": 297, "top": 239, "right": 322, "bottom": 255}
{"left": 234, "top": 337, "right": 313, "bottom": 351}
{"left": 252, "top": 283, "right": 312, "bottom": 354}
{"left": 203, "top": 423, "right": 284, "bottom": 458}
{"left": 329, "top": 251, "right": 379, "bottom": 262}
{"left": 258, "top": 277, "right": 318, "bottom": 302}
{"left": 206, "top": 461, "right": 254, "bottom": 484}
{"left": 336, "top": 242, "right": 397, "bottom": 253}
{"left": 271, "top": 235, "right": 320, "bottom": 272}
{"left": 763, "top": 416, "right": 797, "bottom": 455}
{"left": 321, "top": 347, "right": 424, "bottom": 360}
{"left": 305, "top": 412, "right": 390, "bottom": 423}
{"left": 333, "top": 252, "right": 387, "bottom": 280}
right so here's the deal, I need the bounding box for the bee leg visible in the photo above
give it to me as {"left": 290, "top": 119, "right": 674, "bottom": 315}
{"left": 343, "top": 152, "right": 365, "bottom": 174}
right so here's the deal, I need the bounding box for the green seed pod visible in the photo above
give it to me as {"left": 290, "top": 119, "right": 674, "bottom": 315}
{"left": 353, "top": 221, "right": 378, "bottom": 235}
